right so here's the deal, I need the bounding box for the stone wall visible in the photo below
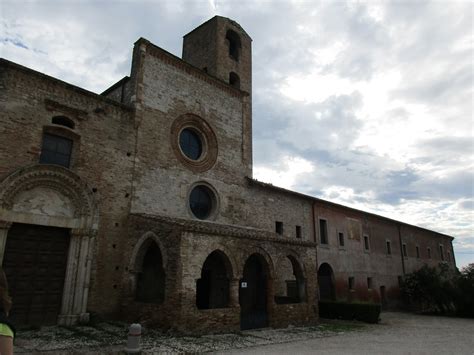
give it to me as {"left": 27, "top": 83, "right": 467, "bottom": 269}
{"left": 0, "top": 60, "right": 136, "bottom": 315}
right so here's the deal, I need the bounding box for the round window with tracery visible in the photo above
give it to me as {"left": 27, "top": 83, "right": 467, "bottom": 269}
{"left": 171, "top": 114, "right": 218, "bottom": 172}
{"left": 179, "top": 128, "right": 202, "bottom": 160}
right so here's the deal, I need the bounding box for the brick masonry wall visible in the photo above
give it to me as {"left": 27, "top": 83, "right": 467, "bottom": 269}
{"left": 121, "top": 215, "right": 317, "bottom": 333}
{"left": 0, "top": 61, "right": 136, "bottom": 315}
{"left": 314, "top": 200, "right": 455, "bottom": 306}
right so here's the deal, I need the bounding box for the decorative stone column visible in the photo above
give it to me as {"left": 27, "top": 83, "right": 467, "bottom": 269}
{"left": 299, "top": 278, "right": 307, "bottom": 302}
{"left": 58, "top": 228, "right": 96, "bottom": 325}
{"left": 0, "top": 221, "right": 12, "bottom": 265}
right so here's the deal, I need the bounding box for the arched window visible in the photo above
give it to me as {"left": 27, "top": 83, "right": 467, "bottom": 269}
{"left": 274, "top": 256, "right": 306, "bottom": 304}
{"left": 318, "top": 263, "right": 336, "bottom": 301}
{"left": 196, "top": 251, "right": 231, "bottom": 309}
{"left": 136, "top": 243, "right": 165, "bottom": 303}
{"left": 229, "top": 72, "right": 240, "bottom": 89}
{"left": 52, "top": 116, "right": 75, "bottom": 129}
{"left": 226, "top": 30, "right": 241, "bottom": 61}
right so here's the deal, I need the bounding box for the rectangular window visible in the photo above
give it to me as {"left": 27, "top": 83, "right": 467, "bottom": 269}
{"left": 364, "top": 235, "right": 370, "bottom": 250}
{"left": 427, "top": 247, "right": 431, "bottom": 259}
{"left": 367, "top": 277, "right": 373, "bottom": 289}
{"left": 439, "top": 245, "right": 444, "bottom": 261}
{"left": 348, "top": 277, "right": 355, "bottom": 290}
{"left": 398, "top": 275, "right": 404, "bottom": 287}
{"left": 319, "top": 219, "right": 328, "bottom": 244}
{"left": 416, "top": 246, "right": 420, "bottom": 259}
{"left": 39, "top": 133, "right": 73, "bottom": 168}
{"left": 386, "top": 240, "right": 392, "bottom": 255}
{"left": 338, "top": 232, "right": 344, "bottom": 247}
{"left": 402, "top": 243, "right": 407, "bottom": 257}
{"left": 275, "top": 221, "right": 283, "bottom": 235}
{"left": 295, "top": 225, "right": 302, "bottom": 239}
{"left": 447, "top": 251, "right": 451, "bottom": 262}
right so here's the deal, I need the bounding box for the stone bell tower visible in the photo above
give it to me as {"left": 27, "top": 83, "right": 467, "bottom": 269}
{"left": 182, "top": 16, "right": 252, "bottom": 95}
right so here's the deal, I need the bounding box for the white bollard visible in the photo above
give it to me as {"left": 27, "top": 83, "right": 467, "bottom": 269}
{"left": 125, "top": 323, "right": 142, "bottom": 354}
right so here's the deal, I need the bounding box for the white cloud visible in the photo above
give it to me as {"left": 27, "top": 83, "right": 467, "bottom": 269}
{"left": 1, "top": 0, "right": 472, "bottom": 267}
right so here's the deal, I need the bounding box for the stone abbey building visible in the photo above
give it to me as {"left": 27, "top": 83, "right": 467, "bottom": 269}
{"left": 0, "top": 16, "right": 455, "bottom": 332}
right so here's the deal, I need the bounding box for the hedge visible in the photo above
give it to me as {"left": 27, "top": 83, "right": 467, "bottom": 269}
{"left": 319, "top": 301, "right": 381, "bottom": 323}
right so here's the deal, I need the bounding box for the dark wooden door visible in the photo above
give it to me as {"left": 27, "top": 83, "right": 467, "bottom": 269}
{"left": 239, "top": 255, "right": 268, "bottom": 330}
{"left": 3, "top": 223, "right": 70, "bottom": 326}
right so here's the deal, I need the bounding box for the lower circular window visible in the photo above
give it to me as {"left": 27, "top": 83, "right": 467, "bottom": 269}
{"left": 189, "top": 185, "right": 215, "bottom": 220}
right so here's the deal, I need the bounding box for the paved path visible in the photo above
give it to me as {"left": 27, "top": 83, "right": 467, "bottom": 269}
{"left": 14, "top": 312, "right": 474, "bottom": 354}
{"left": 219, "top": 312, "right": 474, "bottom": 355}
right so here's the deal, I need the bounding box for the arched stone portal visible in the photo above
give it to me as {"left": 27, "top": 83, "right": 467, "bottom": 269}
{"left": 239, "top": 253, "right": 269, "bottom": 330}
{"left": 317, "top": 263, "right": 335, "bottom": 301}
{"left": 0, "top": 165, "right": 98, "bottom": 326}
{"left": 196, "top": 250, "right": 232, "bottom": 309}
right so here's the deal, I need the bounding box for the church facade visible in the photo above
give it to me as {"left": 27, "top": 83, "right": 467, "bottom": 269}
{"left": 0, "top": 16, "right": 455, "bottom": 332}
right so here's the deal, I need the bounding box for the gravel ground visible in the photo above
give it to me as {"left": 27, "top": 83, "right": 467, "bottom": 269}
{"left": 220, "top": 312, "right": 474, "bottom": 355}
{"left": 13, "top": 312, "right": 474, "bottom": 354}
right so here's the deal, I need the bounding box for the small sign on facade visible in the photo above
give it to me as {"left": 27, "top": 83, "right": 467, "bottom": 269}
{"left": 241, "top": 282, "right": 247, "bottom": 288}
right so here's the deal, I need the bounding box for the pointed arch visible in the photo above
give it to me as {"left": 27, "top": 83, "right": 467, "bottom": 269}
{"left": 129, "top": 231, "right": 168, "bottom": 272}
{"left": 129, "top": 231, "right": 167, "bottom": 304}
{"left": 196, "top": 250, "right": 233, "bottom": 309}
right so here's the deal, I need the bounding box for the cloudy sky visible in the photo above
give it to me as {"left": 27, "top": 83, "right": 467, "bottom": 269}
{"left": 1, "top": 0, "right": 472, "bottom": 267}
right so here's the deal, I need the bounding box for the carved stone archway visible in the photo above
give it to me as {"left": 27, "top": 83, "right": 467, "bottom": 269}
{"left": 0, "top": 164, "right": 99, "bottom": 325}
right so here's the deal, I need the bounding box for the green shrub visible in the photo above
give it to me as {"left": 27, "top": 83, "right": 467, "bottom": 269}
{"left": 319, "top": 301, "right": 381, "bottom": 323}
{"left": 455, "top": 263, "right": 474, "bottom": 318}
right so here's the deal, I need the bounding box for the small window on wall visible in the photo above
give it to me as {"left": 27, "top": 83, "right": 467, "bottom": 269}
{"left": 386, "top": 240, "right": 392, "bottom": 255}
{"left": 295, "top": 225, "right": 302, "bottom": 239}
{"left": 427, "top": 247, "right": 432, "bottom": 259}
{"left": 416, "top": 246, "right": 420, "bottom": 259}
{"left": 364, "top": 235, "right": 370, "bottom": 251}
{"left": 447, "top": 251, "right": 451, "bottom": 262}
{"left": 275, "top": 221, "right": 283, "bottom": 235}
{"left": 402, "top": 243, "right": 407, "bottom": 257}
{"left": 398, "top": 275, "right": 404, "bottom": 287}
{"left": 367, "top": 277, "right": 373, "bottom": 289}
{"left": 439, "top": 245, "right": 445, "bottom": 261}
{"left": 39, "top": 133, "right": 73, "bottom": 168}
{"left": 52, "top": 115, "right": 75, "bottom": 129}
{"left": 338, "top": 232, "right": 344, "bottom": 247}
{"left": 319, "top": 219, "right": 328, "bottom": 245}
{"left": 229, "top": 72, "right": 240, "bottom": 89}
{"left": 348, "top": 277, "right": 355, "bottom": 290}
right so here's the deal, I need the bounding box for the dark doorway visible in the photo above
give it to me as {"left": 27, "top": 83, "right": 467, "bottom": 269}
{"left": 196, "top": 251, "right": 230, "bottom": 309}
{"left": 239, "top": 254, "right": 268, "bottom": 330}
{"left": 3, "top": 223, "right": 70, "bottom": 326}
{"left": 136, "top": 243, "right": 165, "bottom": 303}
{"left": 317, "top": 263, "right": 335, "bottom": 301}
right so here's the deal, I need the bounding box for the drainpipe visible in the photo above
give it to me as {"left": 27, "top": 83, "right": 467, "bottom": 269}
{"left": 397, "top": 224, "right": 406, "bottom": 276}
